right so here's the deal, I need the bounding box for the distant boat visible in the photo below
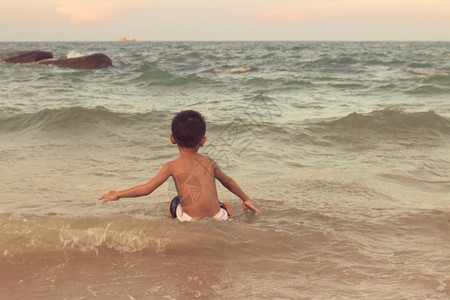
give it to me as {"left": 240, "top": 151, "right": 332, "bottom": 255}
{"left": 119, "top": 37, "right": 136, "bottom": 42}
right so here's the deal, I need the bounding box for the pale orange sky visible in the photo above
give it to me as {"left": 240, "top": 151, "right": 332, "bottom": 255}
{"left": 1, "top": 0, "right": 449, "bottom": 41}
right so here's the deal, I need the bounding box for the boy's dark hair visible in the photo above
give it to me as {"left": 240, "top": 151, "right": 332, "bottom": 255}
{"left": 171, "top": 110, "right": 206, "bottom": 148}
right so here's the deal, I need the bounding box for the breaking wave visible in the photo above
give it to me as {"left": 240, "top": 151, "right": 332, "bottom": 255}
{"left": 1, "top": 107, "right": 449, "bottom": 150}
{"left": 304, "top": 109, "right": 450, "bottom": 147}
{"left": 211, "top": 66, "right": 257, "bottom": 74}
{"left": 0, "top": 106, "right": 170, "bottom": 133}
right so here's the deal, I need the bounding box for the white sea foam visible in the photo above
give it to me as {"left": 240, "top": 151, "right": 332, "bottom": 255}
{"left": 66, "top": 50, "right": 88, "bottom": 58}
{"left": 404, "top": 66, "right": 450, "bottom": 77}
{"left": 212, "top": 66, "right": 256, "bottom": 74}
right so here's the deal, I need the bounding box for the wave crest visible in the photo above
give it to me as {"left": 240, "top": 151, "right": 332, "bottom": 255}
{"left": 306, "top": 109, "right": 450, "bottom": 147}
{"left": 0, "top": 106, "right": 169, "bottom": 133}
{"left": 404, "top": 66, "right": 450, "bottom": 77}
{"left": 0, "top": 214, "right": 174, "bottom": 259}
{"left": 325, "top": 110, "right": 449, "bottom": 134}
{"left": 212, "top": 66, "right": 257, "bottom": 74}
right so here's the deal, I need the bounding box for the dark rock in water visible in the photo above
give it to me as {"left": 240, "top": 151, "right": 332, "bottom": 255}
{"left": 2, "top": 50, "right": 53, "bottom": 63}
{"left": 2, "top": 50, "right": 112, "bottom": 69}
{"left": 36, "top": 53, "right": 113, "bottom": 69}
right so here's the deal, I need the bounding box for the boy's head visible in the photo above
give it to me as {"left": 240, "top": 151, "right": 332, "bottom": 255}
{"left": 171, "top": 110, "right": 206, "bottom": 148}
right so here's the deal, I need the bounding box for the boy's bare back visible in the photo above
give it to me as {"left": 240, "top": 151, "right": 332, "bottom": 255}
{"left": 165, "top": 152, "right": 221, "bottom": 218}
{"left": 98, "top": 110, "right": 260, "bottom": 220}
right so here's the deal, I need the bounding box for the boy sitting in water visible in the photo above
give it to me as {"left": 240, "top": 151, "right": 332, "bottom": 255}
{"left": 98, "top": 110, "right": 261, "bottom": 221}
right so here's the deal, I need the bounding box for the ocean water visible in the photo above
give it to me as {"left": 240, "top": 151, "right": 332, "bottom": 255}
{"left": 1, "top": 41, "right": 449, "bottom": 299}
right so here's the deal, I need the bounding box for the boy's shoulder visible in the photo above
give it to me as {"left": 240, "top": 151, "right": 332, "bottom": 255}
{"left": 166, "top": 153, "right": 218, "bottom": 171}
{"left": 194, "top": 153, "right": 217, "bottom": 166}
{"left": 163, "top": 153, "right": 213, "bottom": 165}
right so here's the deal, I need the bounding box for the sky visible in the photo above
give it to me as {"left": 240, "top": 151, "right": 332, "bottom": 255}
{"left": 1, "top": 0, "right": 449, "bottom": 41}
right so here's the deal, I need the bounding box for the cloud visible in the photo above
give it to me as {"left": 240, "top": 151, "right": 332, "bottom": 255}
{"left": 56, "top": 0, "right": 149, "bottom": 25}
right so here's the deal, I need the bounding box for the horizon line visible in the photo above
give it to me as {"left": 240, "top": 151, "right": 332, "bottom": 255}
{"left": 1, "top": 39, "right": 450, "bottom": 43}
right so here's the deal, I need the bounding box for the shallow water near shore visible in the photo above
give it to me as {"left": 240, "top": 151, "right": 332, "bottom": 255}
{"left": 1, "top": 41, "right": 449, "bottom": 299}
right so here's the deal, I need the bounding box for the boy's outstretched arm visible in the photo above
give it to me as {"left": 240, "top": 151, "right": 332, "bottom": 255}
{"left": 98, "top": 163, "right": 172, "bottom": 204}
{"left": 213, "top": 162, "right": 261, "bottom": 214}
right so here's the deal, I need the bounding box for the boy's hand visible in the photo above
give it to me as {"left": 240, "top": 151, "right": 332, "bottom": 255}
{"left": 98, "top": 190, "right": 120, "bottom": 204}
{"left": 242, "top": 199, "right": 261, "bottom": 214}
